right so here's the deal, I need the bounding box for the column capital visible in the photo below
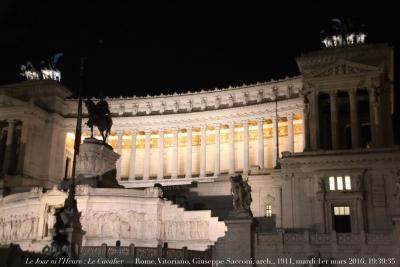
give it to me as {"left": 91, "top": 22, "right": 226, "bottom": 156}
{"left": 116, "top": 130, "right": 124, "bottom": 136}
{"left": 213, "top": 123, "right": 221, "bottom": 130}
{"left": 271, "top": 115, "right": 279, "bottom": 121}
{"left": 200, "top": 125, "right": 207, "bottom": 131}
{"left": 158, "top": 128, "right": 165, "bottom": 133}
{"left": 131, "top": 129, "right": 138, "bottom": 135}
{"left": 348, "top": 88, "right": 357, "bottom": 96}
{"left": 185, "top": 126, "right": 193, "bottom": 131}
{"left": 242, "top": 120, "right": 249, "bottom": 127}
{"left": 329, "top": 90, "right": 338, "bottom": 97}
{"left": 228, "top": 121, "right": 236, "bottom": 128}
{"left": 256, "top": 118, "right": 264, "bottom": 124}
{"left": 368, "top": 86, "right": 381, "bottom": 104}
{"left": 171, "top": 127, "right": 179, "bottom": 133}
{"left": 144, "top": 129, "right": 152, "bottom": 135}
{"left": 286, "top": 113, "right": 293, "bottom": 120}
{"left": 7, "top": 119, "right": 16, "bottom": 126}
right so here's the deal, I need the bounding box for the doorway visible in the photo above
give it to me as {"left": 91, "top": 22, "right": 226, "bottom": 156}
{"left": 333, "top": 206, "right": 351, "bottom": 233}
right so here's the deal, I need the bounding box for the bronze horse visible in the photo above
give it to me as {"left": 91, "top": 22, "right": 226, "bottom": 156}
{"left": 84, "top": 99, "right": 112, "bottom": 143}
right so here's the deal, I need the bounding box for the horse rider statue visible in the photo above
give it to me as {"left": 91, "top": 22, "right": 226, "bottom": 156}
{"left": 85, "top": 97, "right": 113, "bottom": 143}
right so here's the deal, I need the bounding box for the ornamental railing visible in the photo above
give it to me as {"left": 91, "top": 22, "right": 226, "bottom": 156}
{"left": 257, "top": 231, "right": 392, "bottom": 246}
{"left": 79, "top": 244, "right": 212, "bottom": 266}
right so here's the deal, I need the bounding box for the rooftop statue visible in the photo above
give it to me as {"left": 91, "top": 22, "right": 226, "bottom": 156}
{"left": 85, "top": 98, "right": 113, "bottom": 143}
{"left": 320, "top": 18, "right": 367, "bottom": 48}
{"left": 20, "top": 61, "right": 41, "bottom": 80}
{"left": 20, "top": 53, "right": 63, "bottom": 81}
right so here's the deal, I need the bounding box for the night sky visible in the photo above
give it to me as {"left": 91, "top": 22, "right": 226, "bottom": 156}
{"left": 0, "top": 1, "right": 398, "bottom": 97}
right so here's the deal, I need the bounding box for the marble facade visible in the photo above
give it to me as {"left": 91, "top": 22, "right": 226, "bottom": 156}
{"left": 0, "top": 42, "right": 399, "bottom": 257}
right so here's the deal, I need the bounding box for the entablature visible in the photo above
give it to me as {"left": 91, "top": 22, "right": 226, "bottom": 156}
{"left": 61, "top": 97, "right": 303, "bottom": 131}
{"left": 280, "top": 148, "right": 400, "bottom": 173}
{"left": 64, "top": 77, "right": 302, "bottom": 117}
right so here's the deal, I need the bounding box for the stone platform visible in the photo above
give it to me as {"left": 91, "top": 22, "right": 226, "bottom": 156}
{"left": 76, "top": 138, "right": 122, "bottom": 188}
{"left": 0, "top": 186, "right": 227, "bottom": 252}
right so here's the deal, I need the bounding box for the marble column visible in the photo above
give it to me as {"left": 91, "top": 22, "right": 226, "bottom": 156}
{"left": 228, "top": 122, "right": 236, "bottom": 175}
{"left": 185, "top": 127, "right": 192, "bottom": 178}
{"left": 287, "top": 114, "right": 294, "bottom": 153}
{"left": 157, "top": 128, "right": 164, "bottom": 179}
{"left": 116, "top": 130, "right": 123, "bottom": 180}
{"left": 257, "top": 118, "right": 265, "bottom": 169}
{"left": 171, "top": 127, "right": 179, "bottom": 179}
{"left": 242, "top": 120, "right": 249, "bottom": 174}
{"left": 214, "top": 124, "right": 220, "bottom": 176}
{"left": 356, "top": 198, "right": 365, "bottom": 232}
{"left": 303, "top": 100, "right": 311, "bottom": 151}
{"left": 272, "top": 116, "right": 279, "bottom": 168}
{"left": 0, "top": 125, "right": 7, "bottom": 173}
{"left": 200, "top": 125, "right": 207, "bottom": 177}
{"left": 349, "top": 89, "right": 360, "bottom": 148}
{"left": 143, "top": 129, "right": 151, "bottom": 180}
{"left": 54, "top": 130, "right": 67, "bottom": 180}
{"left": 2, "top": 120, "right": 16, "bottom": 174}
{"left": 368, "top": 87, "right": 380, "bottom": 147}
{"left": 310, "top": 91, "right": 320, "bottom": 150}
{"left": 18, "top": 120, "right": 31, "bottom": 174}
{"left": 128, "top": 130, "right": 137, "bottom": 180}
{"left": 330, "top": 90, "right": 339, "bottom": 149}
{"left": 274, "top": 186, "right": 283, "bottom": 228}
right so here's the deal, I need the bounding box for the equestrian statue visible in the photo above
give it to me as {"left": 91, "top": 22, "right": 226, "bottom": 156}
{"left": 85, "top": 98, "right": 113, "bottom": 143}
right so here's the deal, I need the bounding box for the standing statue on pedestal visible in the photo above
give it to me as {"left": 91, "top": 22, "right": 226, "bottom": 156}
{"left": 85, "top": 97, "right": 113, "bottom": 143}
{"left": 230, "top": 175, "right": 253, "bottom": 218}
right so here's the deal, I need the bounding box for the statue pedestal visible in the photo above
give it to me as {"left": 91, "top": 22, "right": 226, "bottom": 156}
{"left": 392, "top": 216, "right": 400, "bottom": 260}
{"left": 76, "top": 138, "right": 122, "bottom": 188}
{"left": 213, "top": 217, "right": 254, "bottom": 267}
{"left": 228, "top": 209, "right": 253, "bottom": 220}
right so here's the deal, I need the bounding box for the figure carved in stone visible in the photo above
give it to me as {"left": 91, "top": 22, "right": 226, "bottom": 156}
{"left": 85, "top": 98, "right": 113, "bottom": 142}
{"left": 173, "top": 101, "right": 179, "bottom": 113}
{"left": 228, "top": 95, "right": 234, "bottom": 107}
{"left": 187, "top": 100, "right": 193, "bottom": 112}
{"left": 145, "top": 102, "right": 152, "bottom": 115}
{"left": 118, "top": 104, "right": 125, "bottom": 115}
{"left": 160, "top": 102, "right": 166, "bottom": 114}
{"left": 318, "top": 178, "right": 325, "bottom": 192}
{"left": 200, "top": 98, "right": 207, "bottom": 110}
{"left": 242, "top": 93, "right": 248, "bottom": 105}
{"left": 132, "top": 104, "right": 138, "bottom": 115}
{"left": 230, "top": 175, "right": 252, "bottom": 212}
{"left": 394, "top": 179, "right": 400, "bottom": 200}
{"left": 46, "top": 206, "right": 56, "bottom": 237}
{"left": 395, "top": 180, "right": 400, "bottom": 199}
{"left": 302, "top": 90, "right": 311, "bottom": 114}
{"left": 257, "top": 91, "right": 263, "bottom": 103}
{"left": 373, "top": 87, "right": 381, "bottom": 105}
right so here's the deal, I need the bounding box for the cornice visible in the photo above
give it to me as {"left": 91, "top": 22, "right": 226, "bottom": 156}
{"left": 296, "top": 43, "right": 393, "bottom": 75}
{"left": 280, "top": 147, "right": 400, "bottom": 172}
{"left": 61, "top": 97, "right": 303, "bottom": 130}
{"left": 64, "top": 77, "right": 303, "bottom": 116}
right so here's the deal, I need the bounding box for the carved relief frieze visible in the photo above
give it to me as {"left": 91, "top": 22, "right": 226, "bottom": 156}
{"left": 0, "top": 213, "right": 40, "bottom": 242}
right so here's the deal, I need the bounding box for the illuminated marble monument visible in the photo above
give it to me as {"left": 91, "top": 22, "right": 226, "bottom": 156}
{"left": 0, "top": 37, "right": 399, "bottom": 262}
